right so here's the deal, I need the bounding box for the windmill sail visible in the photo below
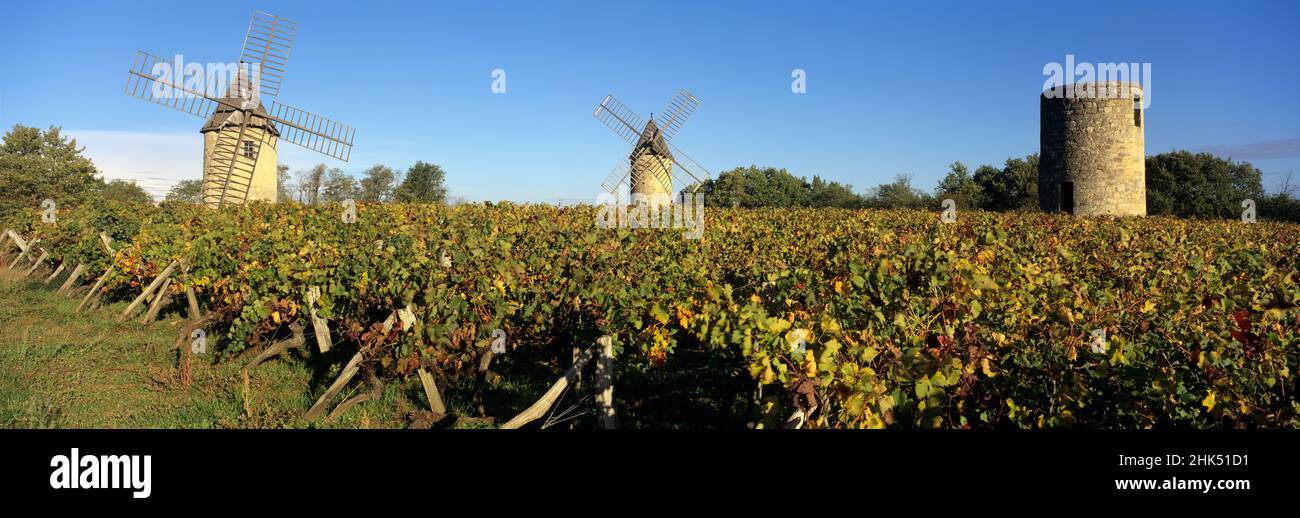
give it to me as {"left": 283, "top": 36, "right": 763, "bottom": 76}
{"left": 267, "top": 101, "right": 355, "bottom": 161}
{"left": 124, "top": 51, "right": 224, "bottom": 119}
{"left": 656, "top": 89, "right": 700, "bottom": 143}
{"left": 593, "top": 94, "right": 647, "bottom": 146}
{"left": 666, "top": 141, "right": 710, "bottom": 192}
{"left": 240, "top": 10, "right": 297, "bottom": 98}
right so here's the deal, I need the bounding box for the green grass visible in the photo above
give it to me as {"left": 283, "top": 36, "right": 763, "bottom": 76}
{"left": 0, "top": 268, "right": 437, "bottom": 428}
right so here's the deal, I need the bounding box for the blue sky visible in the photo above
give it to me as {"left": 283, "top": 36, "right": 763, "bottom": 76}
{"left": 1, "top": 0, "right": 1298, "bottom": 201}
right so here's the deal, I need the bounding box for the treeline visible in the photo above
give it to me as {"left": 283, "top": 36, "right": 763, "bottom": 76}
{"left": 165, "top": 161, "right": 449, "bottom": 205}
{"left": 699, "top": 153, "right": 1300, "bottom": 222}
{"left": 0, "top": 125, "right": 156, "bottom": 216}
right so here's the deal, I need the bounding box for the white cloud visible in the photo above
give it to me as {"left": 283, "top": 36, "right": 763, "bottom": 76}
{"left": 65, "top": 129, "right": 202, "bottom": 199}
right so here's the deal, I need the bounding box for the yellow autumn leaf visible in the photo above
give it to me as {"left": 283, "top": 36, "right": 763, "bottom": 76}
{"left": 981, "top": 357, "right": 996, "bottom": 377}
{"left": 834, "top": 281, "right": 843, "bottom": 294}
{"left": 1202, "top": 390, "right": 1216, "bottom": 412}
{"left": 1141, "top": 300, "right": 1157, "bottom": 313}
{"left": 803, "top": 349, "right": 817, "bottom": 377}
{"left": 272, "top": 311, "right": 281, "bottom": 324}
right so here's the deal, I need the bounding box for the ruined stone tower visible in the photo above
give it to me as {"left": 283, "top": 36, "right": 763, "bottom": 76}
{"left": 1039, "top": 81, "right": 1146, "bottom": 216}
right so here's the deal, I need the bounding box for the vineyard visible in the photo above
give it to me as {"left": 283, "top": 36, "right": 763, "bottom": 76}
{"left": 2, "top": 200, "right": 1299, "bottom": 428}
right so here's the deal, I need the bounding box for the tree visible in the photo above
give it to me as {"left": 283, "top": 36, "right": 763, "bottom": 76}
{"left": 934, "top": 161, "right": 984, "bottom": 210}
{"left": 975, "top": 154, "right": 1039, "bottom": 211}
{"left": 700, "top": 166, "right": 812, "bottom": 207}
{"left": 321, "top": 168, "right": 358, "bottom": 202}
{"left": 1146, "top": 151, "right": 1264, "bottom": 219}
{"left": 864, "top": 174, "right": 933, "bottom": 209}
{"left": 101, "top": 179, "right": 153, "bottom": 206}
{"left": 395, "top": 161, "right": 447, "bottom": 203}
{"left": 0, "top": 125, "right": 102, "bottom": 217}
{"left": 295, "top": 164, "right": 327, "bottom": 204}
{"left": 808, "top": 176, "right": 862, "bottom": 208}
{"left": 165, "top": 179, "right": 204, "bottom": 204}
{"left": 276, "top": 163, "right": 294, "bottom": 203}
{"left": 358, "top": 164, "right": 398, "bottom": 203}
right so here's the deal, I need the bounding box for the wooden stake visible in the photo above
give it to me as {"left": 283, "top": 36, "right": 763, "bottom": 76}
{"left": 140, "top": 278, "right": 173, "bottom": 324}
{"left": 23, "top": 250, "right": 49, "bottom": 277}
{"left": 45, "top": 261, "right": 66, "bottom": 284}
{"left": 7, "top": 243, "right": 33, "bottom": 270}
{"left": 117, "top": 259, "right": 180, "bottom": 322}
{"left": 594, "top": 335, "right": 617, "bottom": 429}
{"left": 185, "top": 285, "right": 201, "bottom": 320}
{"left": 304, "top": 352, "right": 364, "bottom": 421}
{"left": 57, "top": 263, "right": 86, "bottom": 295}
{"left": 501, "top": 344, "right": 597, "bottom": 429}
{"left": 76, "top": 266, "right": 113, "bottom": 313}
{"left": 99, "top": 232, "right": 116, "bottom": 255}
{"left": 326, "top": 370, "right": 382, "bottom": 422}
{"left": 305, "top": 286, "right": 333, "bottom": 353}
{"left": 417, "top": 367, "right": 447, "bottom": 415}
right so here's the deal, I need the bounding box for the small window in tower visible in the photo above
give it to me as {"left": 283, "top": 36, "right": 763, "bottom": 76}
{"left": 241, "top": 140, "right": 257, "bottom": 160}
{"left": 1134, "top": 97, "right": 1142, "bottom": 128}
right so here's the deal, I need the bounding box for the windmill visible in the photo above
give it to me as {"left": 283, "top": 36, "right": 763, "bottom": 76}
{"left": 593, "top": 89, "right": 710, "bottom": 202}
{"left": 124, "top": 10, "right": 355, "bottom": 208}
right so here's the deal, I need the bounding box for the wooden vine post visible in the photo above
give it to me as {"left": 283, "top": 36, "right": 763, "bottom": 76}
{"left": 140, "top": 278, "right": 173, "bottom": 324}
{"left": 305, "top": 312, "right": 396, "bottom": 421}
{"left": 417, "top": 368, "right": 446, "bottom": 415}
{"left": 305, "top": 286, "right": 333, "bottom": 353}
{"left": 57, "top": 263, "right": 86, "bottom": 295}
{"left": 3, "top": 230, "right": 26, "bottom": 263}
{"left": 23, "top": 249, "right": 49, "bottom": 277}
{"left": 7, "top": 235, "right": 37, "bottom": 270}
{"left": 185, "top": 285, "right": 201, "bottom": 320}
{"left": 594, "top": 335, "right": 617, "bottom": 429}
{"left": 305, "top": 351, "right": 363, "bottom": 421}
{"left": 501, "top": 342, "right": 599, "bottom": 429}
{"left": 117, "top": 259, "right": 180, "bottom": 322}
{"left": 75, "top": 266, "right": 113, "bottom": 313}
{"left": 45, "top": 261, "right": 67, "bottom": 284}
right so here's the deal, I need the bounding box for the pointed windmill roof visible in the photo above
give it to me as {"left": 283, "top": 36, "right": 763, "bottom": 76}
{"left": 200, "top": 70, "right": 281, "bottom": 136}
{"left": 631, "top": 118, "right": 673, "bottom": 160}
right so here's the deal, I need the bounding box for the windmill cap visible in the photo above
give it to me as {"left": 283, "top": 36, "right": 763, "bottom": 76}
{"left": 633, "top": 118, "right": 673, "bottom": 158}
{"left": 200, "top": 73, "right": 281, "bottom": 136}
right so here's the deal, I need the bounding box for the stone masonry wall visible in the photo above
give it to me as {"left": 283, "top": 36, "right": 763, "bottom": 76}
{"left": 1039, "top": 81, "right": 1146, "bottom": 216}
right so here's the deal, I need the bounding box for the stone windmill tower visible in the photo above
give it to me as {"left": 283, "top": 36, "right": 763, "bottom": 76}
{"left": 124, "top": 11, "right": 355, "bottom": 208}
{"left": 1039, "top": 80, "right": 1146, "bottom": 216}
{"left": 594, "top": 90, "right": 710, "bottom": 203}
{"left": 199, "top": 76, "right": 281, "bottom": 203}
{"left": 629, "top": 119, "right": 674, "bottom": 197}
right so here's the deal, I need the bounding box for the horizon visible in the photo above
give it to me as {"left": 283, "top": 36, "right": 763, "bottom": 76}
{"left": 2, "top": 0, "right": 1298, "bottom": 201}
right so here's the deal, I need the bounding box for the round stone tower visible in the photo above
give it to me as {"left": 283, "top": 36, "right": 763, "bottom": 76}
{"left": 1039, "top": 81, "right": 1146, "bottom": 216}
{"left": 630, "top": 118, "right": 674, "bottom": 201}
